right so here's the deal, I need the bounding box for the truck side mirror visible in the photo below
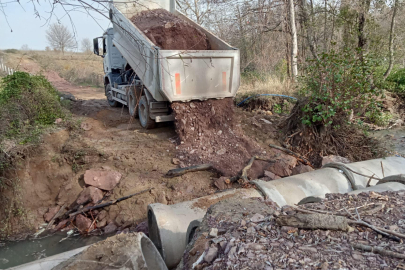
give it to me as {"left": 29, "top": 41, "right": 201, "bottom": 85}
{"left": 93, "top": 38, "right": 99, "bottom": 56}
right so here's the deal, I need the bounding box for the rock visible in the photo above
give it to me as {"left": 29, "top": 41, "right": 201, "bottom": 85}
{"left": 152, "top": 165, "right": 158, "bottom": 171}
{"left": 80, "top": 122, "right": 92, "bottom": 131}
{"left": 54, "top": 219, "right": 69, "bottom": 231}
{"left": 291, "top": 164, "right": 314, "bottom": 175}
{"left": 214, "top": 177, "right": 231, "bottom": 190}
{"left": 216, "top": 148, "right": 226, "bottom": 155}
{"left": 104, "top": 222, "right": 118, "bottom": 234}
{"left": 84, "top": 169, "right": 122, "bottom": 191}
{"left": 322, "top": 155, "right": 351, "bottom": 166}
{"left": 247, "top": 243, "right": 264, "bottom": 250}
{"left": 54, "top": 118, "right": 63, "bottom": 124}
{"left": 247, "top": 226, "right": 256, "bottom": 234}
{"left": 250, "top": 213, "right": 265, "bottom": 223}
{"left": 44, "top": 206, "right": 61, "bottom": 222}
{"left": 209, "top": 228, "right": 218, "bottom": 238}
{"left": 75, "top": 214, "right": 94, "bottom": 232}
{"left": 204, "top": 246, "right": 218, "bottom": 263}
{"left": 98, "top": 210, "right": 108, "bottom": 221}
{"left": 98, "top": 219, "right": 107, "bottom": 228}
{"left": 267, "top": 156, "right": 297, "bottom": 177}
{"left": 352, "top": 253, "right": 364, "bottom": 260}
{"left": 172, "top": 158, "right": 180, "bottom": 165}
{"left": 76, "top": 186, "right": 104, "bottom": 205}
{"left": 241, "top": 220, "right": 246, "bottom": 226}
{"left": 264, "top": 171, "right": 281, "bottom": 180}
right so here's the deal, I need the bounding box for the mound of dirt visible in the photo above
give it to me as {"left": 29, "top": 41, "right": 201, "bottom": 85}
{"left": 172, "top": 98, "right": 268, "bottom": 177}
{"left": 131, "top": 9, "right": 211, "bottom": 50}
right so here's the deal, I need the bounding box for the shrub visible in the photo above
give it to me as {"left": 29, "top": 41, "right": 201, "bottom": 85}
{"left": 299, "top": 49, "right": 383, "bottom": 126}
{"left": 386, "top": 68, "right": 405, "bottom": 95}
{"left": 0, "top": 72, "right": 65, "bottom": 170}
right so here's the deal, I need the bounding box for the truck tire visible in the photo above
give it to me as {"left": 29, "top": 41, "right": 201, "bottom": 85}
{"left": 127, "top": 87, "right": 139, "bottom": 118}
{"left": 138, "top": 96, "right": 156, "bottom": 129}
{"left": 105, "top": 84, "right": 118, "bottom": 107}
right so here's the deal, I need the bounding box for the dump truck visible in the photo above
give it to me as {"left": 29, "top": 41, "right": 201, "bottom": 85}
{"left": 93, "top": 0, "right": 240, "bottom": 128}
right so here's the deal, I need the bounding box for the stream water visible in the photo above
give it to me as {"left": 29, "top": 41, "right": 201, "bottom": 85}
{"left": 0, "top": 231, "right": 110, "bottom": 269}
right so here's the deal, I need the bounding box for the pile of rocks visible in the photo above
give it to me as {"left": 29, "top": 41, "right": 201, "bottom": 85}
{"left": 178, "top": 191, "right": 405, "bottom": 269}
{"left": 43, "top": 167, "right": 123, "bottom": 234}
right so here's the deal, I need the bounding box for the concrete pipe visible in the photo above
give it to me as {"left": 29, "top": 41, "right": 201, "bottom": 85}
{"left": 186, "top": 219, "right": 202, "bottom": 246}
{"left": 9, "top": 246, "right": 89, "bottom": 270}
{"left": 148, "top": 188, "right": 263, "bottom": 268}
{"left": 349, "top": 182, "right": 405, "bottom": 195}
{"left": 21, "top": 233, "right": 168, "bottom": 270}
{"left": 253, "top": 157, "right": 405, "bottom": 207}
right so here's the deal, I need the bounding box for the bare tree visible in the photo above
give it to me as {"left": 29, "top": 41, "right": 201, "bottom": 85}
{"left": 81, "top": 38, "right": 92, "bottom": 53}
{"left": 46, "top": 23, "right": 76, "bottom": 54}
{"left": 20, "top": 44, "right": 30, "bottom": 52}
{"left": 289, "top": 0, "right": 298, "bottom": 79}
{"left": 384, "top": 0, "right": 399, "bottom": 79}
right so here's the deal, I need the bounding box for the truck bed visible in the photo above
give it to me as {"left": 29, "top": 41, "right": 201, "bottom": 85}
{"left": 109, "top": 1, "right": 240, "bottom": 102}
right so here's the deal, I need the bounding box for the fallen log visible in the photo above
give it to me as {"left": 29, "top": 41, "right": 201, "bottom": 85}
{"left": 69, "top": 188, "right": 153, "bottom": 217}
{"left": 352, "top": 243, "right": 405, "bottom": 259}
{"left": 276, "top": 213, "right": 348, "bottom": 231}
{"left": 166, "top": 164, "right": 212, "bottom": 178}
{"left": 268, "top": 144, "right": 312, "bottom": 167}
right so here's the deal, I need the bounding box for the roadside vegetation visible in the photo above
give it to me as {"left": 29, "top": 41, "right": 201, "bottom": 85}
{"left": 0, "top": 72, "right": 65, "bottom": 172}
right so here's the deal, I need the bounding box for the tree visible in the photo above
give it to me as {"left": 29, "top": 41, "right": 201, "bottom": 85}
{"left": 289, "top": 0, "right": 298, "bottom": 80}
{"left": 45, "top": 23, "right": 76, "bottom": 54}
{"left": 81, "top": 38, "right": 92, "bottom": 53}
{"left": 20, "top": 44, "right": 30, "bottom": 51}
{"left": 384, "top": 0, "right": 399, "bottom": 79}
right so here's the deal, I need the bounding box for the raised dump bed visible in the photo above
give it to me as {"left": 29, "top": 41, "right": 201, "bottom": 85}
{"left": 109, "top": 0, "right": 240, "bottom": 102}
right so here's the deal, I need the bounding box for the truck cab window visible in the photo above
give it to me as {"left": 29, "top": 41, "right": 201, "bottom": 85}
{"left": 103, "top": 38, "right": 106, "bottom": 55}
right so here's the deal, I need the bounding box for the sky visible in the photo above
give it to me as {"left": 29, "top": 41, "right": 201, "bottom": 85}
{"left": 0, "top": 0, "right": 111, "bottom": 50}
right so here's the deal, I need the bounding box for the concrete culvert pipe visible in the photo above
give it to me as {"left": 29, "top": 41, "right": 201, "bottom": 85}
{"left": 49, "top": 232, "right": 167, "bottom": 270}
{"left": 186, "top": 219, "right": 202, "bottom": 245}
{"left": 253, "top": 157, "right": 405, "bottom": 207}
{"left": 148, "top": 188, "right": 263, "bottom": 269}
{"left": 349, "top": 182, "right": 405, "bottom": 195}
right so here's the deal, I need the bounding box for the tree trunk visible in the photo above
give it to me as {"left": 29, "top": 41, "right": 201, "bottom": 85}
{"left": 301, "top": 0, "right": 318, "bottom": 60}
{"left": 289, "top": 0, "right": 298, "bottom": 80}
{"left": 357, "top": 0, "right": 371, "bottom": 62}
{"left": 384, "top": 0, "right": 398, "bottom": 79}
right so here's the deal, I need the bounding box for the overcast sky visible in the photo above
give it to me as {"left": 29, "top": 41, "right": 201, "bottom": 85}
{"left": 0, "top": 1, "right": 111, "bottom": 50}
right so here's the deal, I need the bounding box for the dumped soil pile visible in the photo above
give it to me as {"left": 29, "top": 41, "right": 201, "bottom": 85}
{"left": 179, "top": 191, "right": 405, "bottom": 270}
{"left": 172, "top": 98, "right": 266, "bottom": 177}
{"left": 131, "top": 9, "right": 211, "bottom": 50}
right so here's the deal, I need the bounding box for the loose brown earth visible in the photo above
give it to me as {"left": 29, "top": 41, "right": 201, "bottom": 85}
{"left": 172, "top": 99, "right": 272, "bottom": 177}
{"left": 131, "top": 9, "right": 211, "bottom": 50}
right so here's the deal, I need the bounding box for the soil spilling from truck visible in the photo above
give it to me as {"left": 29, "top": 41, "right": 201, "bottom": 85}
{"left": 131, "top": 9, "right": 211, "bottom": 50}
{"left": 172, "top": 98, "right": 268, "bottom": 177}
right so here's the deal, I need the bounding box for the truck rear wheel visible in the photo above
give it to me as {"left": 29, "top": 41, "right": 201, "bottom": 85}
{"left": 138, "top": 96, "right": 156, "bottom": 129}
{"left": 128, "top": 88, "right": 139, "bottom": 118}
{"left": 105, "top": 84, "right": 118, "bottom": 107}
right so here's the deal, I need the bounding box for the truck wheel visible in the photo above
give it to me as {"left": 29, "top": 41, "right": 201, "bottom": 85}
{"left": 138, "top": 96, "right": 156, "bottom": 129}
{"left": 127, "top": 88, "right": 139, "bottom": 118}
{"left": 105, "top": 84, "right": 118, "bottom": 107}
